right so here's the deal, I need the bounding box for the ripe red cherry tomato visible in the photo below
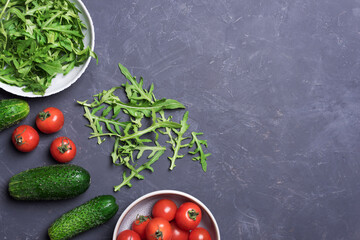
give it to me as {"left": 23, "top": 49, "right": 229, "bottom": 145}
{"left": 117, "top": 230, "right": 141, "bottom": 240}
{"left": 189, "top": 227, "right": 211, "bottom": 240}
{"left": 170, "top": 221, "right": 189, "bottom": 240}
{"left": 11, "top": 125, "right": 39, "bottom": 152}
{"left": 50, "top": 137, "right": 76, "bottom": 163}
{"left": 131, "top": 215, "right": 151, "bottom": 239}
{"left": 36, "top": 107, "right": 64, "bottom": 134}
{"left": 152, "top": 199, "right": 177, "bottom": 221}
{"left": 175, "top": 202, "right": 202, "bottom": 231}
{"left": 145, "top": 217, "right": 172, "bottom": 240}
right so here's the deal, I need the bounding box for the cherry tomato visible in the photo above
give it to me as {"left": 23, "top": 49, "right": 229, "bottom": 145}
{"left": 11, "top": 125, "right": 39, "bottom": 152}
{"left": 145, "top": 217, "right": 172, "bottom": 240}
{"left": 170, "top": 221, "right": 189, "bottom": 240}
{"left": 131, "top": 215, "right": 151, "bottom": 239}
{"left": 36, "top": 107, "right": 64, "bottom": 134}
{"left": 175, "top": 202, "right": 202, "bottom": 231}
{"left": 152, "top": 199, "right": 177, "bottom": 222}
{"left": 117, "top": 230, "right": 141, "bottom": 240}
{"left": 189, "top": 227, "right": 211, "bottom": 240}
{"left": 50, "top": 137, "right": 76, "bottom": 163}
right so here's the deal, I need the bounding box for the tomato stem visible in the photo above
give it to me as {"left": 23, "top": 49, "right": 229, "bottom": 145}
{"left": 14, "top": 128, "right": 26, "bottom": 145}
{"left": 188, "top": 209, "right": 199, "bottom": 221}
{"left": 38, "top": 111, "right": 51, "bottom": 121}
{"left": 152, "top": 226, "right": 163, "bottom": 240}
{"left": 57, "top": 138, "right": 72, "bottom": 154}
{"left": 135, "top": 215, "right": 150, "bottom": 225}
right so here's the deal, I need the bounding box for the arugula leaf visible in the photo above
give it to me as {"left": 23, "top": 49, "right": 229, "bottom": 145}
{"left": 119, "top": 63, "right": 155, "bottom": 104}
{"left": 189, "top": 132, "right": 212, "bottom": 172}
{"left": 0, "top": 0, "right": 97, "bottom": 95}
{"left": 158, "top": 110, "right": 176, "bottom": 148}
{"left": 112, "top": 140, "right": 166, "bottom": 167}
{"left": 114, "top": 150, "right": 165, "bottom": 191}
{"left": 38, "top": 61, "right": 63, "bottom": 75}
{"left": 168, "top": 111, "right": 190, "bottom": 170}
{"left": 119, "top": 120, "right": 181, "bottom": 142}
{"left": 80, "top": 105, "right": 130, "bottom": 144}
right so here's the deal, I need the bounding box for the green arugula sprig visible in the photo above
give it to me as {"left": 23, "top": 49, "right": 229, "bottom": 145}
{"left": 167, "top": 111, "right": 190, "bottom": 170}
{"left": 114, "top": 150, "right": 165, "bottom": 191}
{"left": 78, "top": 63, "right": 211, "bottom": 191}
{"left": 189, "top": 132, "right": 211, "bottom": 172}
{"left": 0, "top": 0, "right": 97, "bottom": 95}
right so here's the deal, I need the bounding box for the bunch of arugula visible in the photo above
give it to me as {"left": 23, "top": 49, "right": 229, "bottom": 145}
{"left": 78, "top": 63, "right": 211, "bottom": 191}
{"left": 0, "top": 0, "right": 97, "bottom": 95}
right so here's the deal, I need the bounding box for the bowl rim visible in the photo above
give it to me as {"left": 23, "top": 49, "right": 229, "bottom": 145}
{"left": 0, "top": 0, "right": 95, "bottom": 98}
{"left": 112, "top": 189, "right": 221, "bottom": 240}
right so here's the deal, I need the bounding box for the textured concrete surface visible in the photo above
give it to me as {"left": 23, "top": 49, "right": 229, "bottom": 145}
{"left": 1, "top": 0, "right": 360, "bottom": 239}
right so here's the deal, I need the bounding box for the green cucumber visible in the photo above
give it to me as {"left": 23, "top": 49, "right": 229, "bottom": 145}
{"left": 0, "top": 98, "right": 30, "bottom": 131}
{"left": 8, "top": 164, "right": 90, "bottom": 200}
{"left": 48, "top": 195, "right": 119, "bottom": 240}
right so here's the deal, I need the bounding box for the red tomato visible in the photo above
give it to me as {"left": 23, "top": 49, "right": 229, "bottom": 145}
{"left": 152, "top": 199, "right": 177, "bottom": 221}
{"left": 131, "top": 215, "right": 151, "bottom": 239}
{"left": 189, "top": 227, "right": 211, "bottom": 240}
{"left": 175, "top": 202, "right": 202, "bottom": 231}
{"left": 50, "top": 137, "right": 76, "bottom": 163}
{"left": 117, "top": 230, "right": 141, "bottom": 240}
{"left": 11, "top": 125, "right": 39, "bottom": 152}
{"left": 145, "top": 217, "right": 172, "bottom": 240}
{"left": 171, "top": 221, "right": 189, "bottom": 240}
{"left": 36, "top": 107, "right": 64, "bottom": 134}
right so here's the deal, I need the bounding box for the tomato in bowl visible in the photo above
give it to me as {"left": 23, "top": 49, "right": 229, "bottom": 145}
{"left": 112, "top": 190, "right": 220, "bottom": 240}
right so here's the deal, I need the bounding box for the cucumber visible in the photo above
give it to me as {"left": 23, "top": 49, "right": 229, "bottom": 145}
{"left": 0, "top": 98, "right": 30, "bottom": 131}
{"left": 48, "top": 195, "right": 119, "bottom": 240}
{"left": 8, "top": 164, "right": 90, "bottom": 200}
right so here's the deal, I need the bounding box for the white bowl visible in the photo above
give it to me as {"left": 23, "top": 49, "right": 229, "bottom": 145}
{"left": 0, "top": 0, "right": 95, "bottom": 98}
{"left": 113, "top": 190, "right": 221, "bottom": 240}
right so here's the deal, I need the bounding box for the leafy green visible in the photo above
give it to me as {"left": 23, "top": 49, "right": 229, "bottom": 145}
{"left": 168, "top": 111, "right": 190, "bottom": 170}
{"left": 0, "top": 0, "right": 97, "bottom": 95}
{"left": 78, "top": 63, "right": 211, "bottom": 191}
{"left": 114, "top": 150, "right": 165, "bottom": 191}
{"left": 119, "top": 63, "right": 155, "bottom": 104}
{"left": 189, "top": 132, "right": 211, "bottom": 172}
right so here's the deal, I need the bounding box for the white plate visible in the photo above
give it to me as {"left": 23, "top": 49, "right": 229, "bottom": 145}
{"left": 113, "top": 190, "right": 221, "bottom": 240}
{"left": 0, "top": 0, "right": 95, "bottom": 98}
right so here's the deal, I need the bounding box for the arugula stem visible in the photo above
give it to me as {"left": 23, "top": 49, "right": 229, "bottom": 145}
{"left": 169, "top": 137, "right": 189, "bottom": 170}
{"left": 120, "top": 122, "right": 181, "bottom": 142}
{"left": 159, "top": 111, "right": 175, "bottom": 148}
{"left": 169, "top": 146, "right": 180, "bottom": 170}
{"left": 109, "top": 100, "right": 161, "bottom": 111}
{"left": 89, "top": 121, "right": 181, "bottom": 142}
{"left": 114, "top": 150, "right": 164, "bottom": 191}
{"left": 168, "top": 111, "right": 190, "bottom": 170}
{"left": 89, "top": 132, "right": 122, "bottom": 139}
{"left": 0, "top": 0, "right": 10, "bottom": 20}
{"left": 91, "top": 115, "right": 128, "bottom": 129}
{"left": 83, "top": 106, "right": 104, "bottom": 144}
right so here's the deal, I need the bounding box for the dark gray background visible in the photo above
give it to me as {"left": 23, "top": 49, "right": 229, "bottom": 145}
{"left": 1, "top": 0, "right": 360, "bottom": 239}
